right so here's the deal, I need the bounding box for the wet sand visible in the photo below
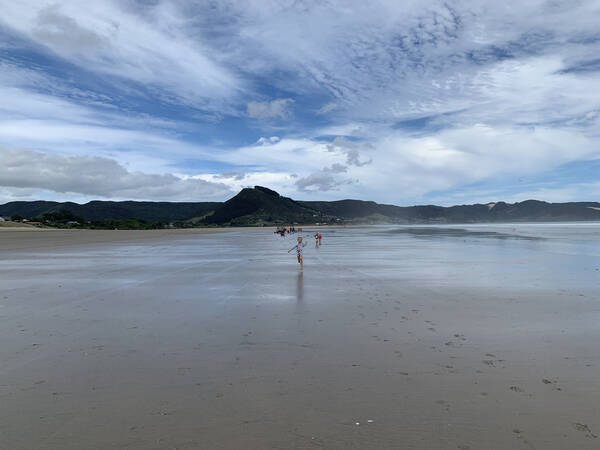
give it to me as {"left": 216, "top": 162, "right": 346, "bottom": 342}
{"left": 1, "top": 225, "right": 599, "bottom": 449}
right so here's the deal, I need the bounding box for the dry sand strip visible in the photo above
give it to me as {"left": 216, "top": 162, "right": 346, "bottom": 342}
{"left": 0, "top": 228, "right": 258, "bottom": 253}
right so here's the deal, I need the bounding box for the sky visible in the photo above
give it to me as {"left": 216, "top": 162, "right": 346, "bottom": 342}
{"left": 0, "top": 0, "right": 599, "bottom": 206}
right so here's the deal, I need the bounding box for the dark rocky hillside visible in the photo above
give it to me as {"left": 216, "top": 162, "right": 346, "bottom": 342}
{"left": 202, "top": 186, "right": 325, "bottom": 225}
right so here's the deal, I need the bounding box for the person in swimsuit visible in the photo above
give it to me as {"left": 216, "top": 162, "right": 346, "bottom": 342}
{"left": 288, "top": 236, "right": 306, "bottom": 270}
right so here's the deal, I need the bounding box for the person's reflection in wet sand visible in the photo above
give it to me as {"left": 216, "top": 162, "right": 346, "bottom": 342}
{"left": 296, "top": 271, "right": 304, "bottom": 301}
{"left": 293, "top": 272, "right": 307, "bottom": 332}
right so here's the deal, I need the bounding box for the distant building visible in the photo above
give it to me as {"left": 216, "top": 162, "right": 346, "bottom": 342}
{"left": 0, "top": 217, "right": 5, "bottom": 222}
{"left": 24, "top": 221, "right": 42, "bottom": 226}
{"left": 66, "top": 221, "right": 80, "bottom": 226}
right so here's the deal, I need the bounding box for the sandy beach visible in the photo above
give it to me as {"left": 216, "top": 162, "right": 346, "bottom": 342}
{"left": 0, "top": 227, "right": 245, "bottom": 251}
{"left": 1, "top": 224, "right": 599, "bottom": 449}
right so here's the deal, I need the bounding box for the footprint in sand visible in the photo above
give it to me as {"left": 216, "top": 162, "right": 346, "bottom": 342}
{"left": 573, "top": 423, "right": 598, "bottom": 439}
{"left": 509, "top": 386, "right": 524, "bottom": 393}
{"left": 542, "top": 378, "right": 563, "bottom": 391}
{"left": 482, "top": 357, "right": 505, "bottom": 368}
{"left": 435, "top": 399, "right": 451, "bottom": 411}
{"left": 512, "top": 429, "right": 533, "bottom": 445}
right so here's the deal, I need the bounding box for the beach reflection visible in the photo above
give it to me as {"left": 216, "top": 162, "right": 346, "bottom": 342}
{"left": 296, "top": 271, "right": 304, "bottom": 301}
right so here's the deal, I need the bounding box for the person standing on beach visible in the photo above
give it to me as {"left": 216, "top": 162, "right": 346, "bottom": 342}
{"left": 288, "top": 236, "right": 307, "bottom": 270}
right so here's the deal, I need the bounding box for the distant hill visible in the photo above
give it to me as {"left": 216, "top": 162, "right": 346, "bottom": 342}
{"left": 1, "top": 187, "right": 599, "bottom": 227}
{"left": 0, "top": 200, "right": 219, "bottom": 223}
{"left": 202, "top": 186, "right": 323, "bottom": 226}
{"left": 301, "top": 199, "right": 600, "bottom": 223}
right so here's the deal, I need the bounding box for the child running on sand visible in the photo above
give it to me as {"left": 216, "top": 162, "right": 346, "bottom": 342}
{"left": 288, "top": 236, "right": 307, "bottom": 270}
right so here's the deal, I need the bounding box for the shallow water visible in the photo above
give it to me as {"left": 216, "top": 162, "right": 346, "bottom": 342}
{"left": 293, "top": 223, "right": 600, "bottom": 289}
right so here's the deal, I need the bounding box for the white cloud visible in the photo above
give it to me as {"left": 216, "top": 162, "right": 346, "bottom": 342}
{"left": 0, "top": 147, "right": 232, "bottom": 201}
{"left": 247, "top": 99, "right": 294, "bottom": 119}
{"left": 326, "top": 137, "right": 373, "bottom": 167}
{"left": 206, "top": 122, "right": 599, "bottom": 203}
{"left": 256, "top": 136, "right": 281, "bottom": 145}
{"left": 216, "top": 138, "right": 337, "bottom": 173}
{"left": 351, "top": 124, "right": 600, "bottom": 204}
{"left": 295, "top": 163, "right": 352, "bottom": 192}
{"left": 292, "top": 137, "right": 372, "bottom": 192}
{"left": 194, "top": 171, "right": 296, "bottom": 197}
{"left": 214, "top": 171, "right": 246, "bottom": 181}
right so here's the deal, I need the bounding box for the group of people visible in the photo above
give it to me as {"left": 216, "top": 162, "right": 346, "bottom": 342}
{"left": 274, "top": 225, "right": 301, "bottom": 237}
{"left": 286, "top": 231, "right": 323, "bottom": 270}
